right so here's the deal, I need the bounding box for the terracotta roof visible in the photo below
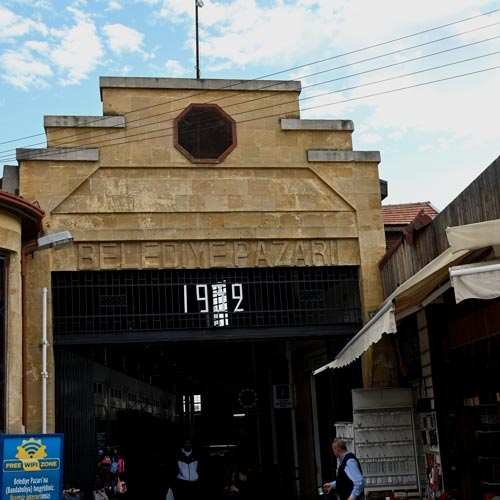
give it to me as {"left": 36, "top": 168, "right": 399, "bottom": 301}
{"left": 0, "top": 189, "right": 44, "bottom": 239}
{"left": 382, "top": 202, "right": 438, "bottom": 226}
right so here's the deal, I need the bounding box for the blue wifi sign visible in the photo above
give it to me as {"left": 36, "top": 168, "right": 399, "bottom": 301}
{"left": 0, "top": 434, "right": 64, "bottom": 500}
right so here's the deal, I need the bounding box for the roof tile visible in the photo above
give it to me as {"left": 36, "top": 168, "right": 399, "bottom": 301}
{"left": 382, "top": 202, "right": 438, "bottom": 225}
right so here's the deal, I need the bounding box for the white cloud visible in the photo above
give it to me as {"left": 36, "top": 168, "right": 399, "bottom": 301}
{"left": 157, "top": 0, "right": 192, "bottom": 21}
{"left": 165, "top": 59, "right": 187, "bottom": 77}
{"left": 326, "top": 0, "right": 495, "bottom": 52}
{"left": 3, "top": 0, "right": 52, "bottom": 9}
{"left": 359, "top": 133, "right": 382, "bottom": 144}
{"left": 103, "top": 24, "right": 145, "bottom": 55}
{"left": 51, "top": 20, "right": 104, "bottom": 85}
{"left": 203, "top": 1, "right": 330, "bottom": 67}
{"left": 66, "top": 5, "right": 94, "bottom": 23}
{"left": 390, "top": 130, "right": 405, "bottom": 139}
{"left": 150, "top": 0, "right": 497, "bottom": 75}
{"left": 0, "top": 47, "right": 52, "bottom": 90}
{"left": 106, "top": 1, "right": 123, "bottom": 11}
{"left": 0, "top": 6, "right": 48, "bottom": 41}
{"left": 362, "top": 66, "right": 500, "bottom": 147}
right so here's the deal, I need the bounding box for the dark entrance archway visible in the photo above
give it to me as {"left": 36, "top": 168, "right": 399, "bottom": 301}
{"left": 53, "top": 266, "right": 362, "bottom": 499}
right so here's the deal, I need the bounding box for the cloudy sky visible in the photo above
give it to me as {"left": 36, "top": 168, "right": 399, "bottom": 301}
{"left": 1, "top": 0, "right": 500, "bottom": 210}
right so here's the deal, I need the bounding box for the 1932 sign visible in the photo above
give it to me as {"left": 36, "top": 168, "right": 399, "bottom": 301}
{"left": 183, "top": 283, "right": 244, "bottom": 326}
{"left": 52, "top": 267, "right": 361, "bottom": 334}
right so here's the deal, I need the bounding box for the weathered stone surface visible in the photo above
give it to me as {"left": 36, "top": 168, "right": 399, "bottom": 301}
{"left": 16, "top": 76, "right": 386, "bottom": 432}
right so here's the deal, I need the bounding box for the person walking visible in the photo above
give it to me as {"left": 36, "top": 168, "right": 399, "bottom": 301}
{"left": 173, "top": 438, "right": 200, "bottom": 500}
{"left": 323, "top": 438, "right": 364, "bottom": 500}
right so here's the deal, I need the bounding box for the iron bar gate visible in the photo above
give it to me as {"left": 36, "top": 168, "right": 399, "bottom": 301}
{"left": 52, "top": 266, "right": 361, "bottom": 337}
{"left": 55, "top": 348, "right": 96, "bottom": 496}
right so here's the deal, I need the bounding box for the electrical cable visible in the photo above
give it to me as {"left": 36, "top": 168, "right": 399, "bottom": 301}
{"left": 4, "top": 52, "right": 500, "bottom": 161}
{"left": 3, "top": 62, "right": 499, "bottom": 163}
{"left": 1, "top": 6, "right": 499, "bottom": 147}
{"left": 1, "top": 20, "right": 499, "bottom": 158}
{"left": 43, "top": 34, "right": 500, "bottom": 149}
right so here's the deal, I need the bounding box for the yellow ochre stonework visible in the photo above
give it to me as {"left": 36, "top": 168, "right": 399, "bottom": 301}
{"left": 15, "top": 77, "right": 387, "bottom": 432}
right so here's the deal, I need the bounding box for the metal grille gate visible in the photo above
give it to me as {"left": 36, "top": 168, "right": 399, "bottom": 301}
{"left": 55, "top": 348, "right": 95, "bottom": 496}
{"left": 52, "top": 266, "right": 361, "bottom": 337}
{"left": 52, "top": 265, "right": 362, "bottom": 493}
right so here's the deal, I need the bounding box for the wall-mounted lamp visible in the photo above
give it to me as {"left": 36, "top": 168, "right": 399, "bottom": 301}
{"left": 37, "top": 230, "right": 73, "bottom": 250}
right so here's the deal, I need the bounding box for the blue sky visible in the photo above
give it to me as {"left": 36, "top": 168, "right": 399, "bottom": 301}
{"left": 1, "top": 0, "right": 500, "bottom": 210}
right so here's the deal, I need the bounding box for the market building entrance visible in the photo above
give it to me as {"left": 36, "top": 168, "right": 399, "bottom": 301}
{"left": 53, "top": 267, "right": 362, "bottom": 498}
{"left": 11, "top": 75, "right": 387, "bottom": 500}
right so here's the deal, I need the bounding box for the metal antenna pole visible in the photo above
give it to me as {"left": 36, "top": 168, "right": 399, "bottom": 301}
{"left": 195, "top": 0, "right": 201, "bottom": 79}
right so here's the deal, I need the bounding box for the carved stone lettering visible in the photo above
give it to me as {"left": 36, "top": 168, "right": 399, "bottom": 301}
{"left": 293, "top": 241, "right": 310, "bottom": 266}
{"left": 100, "top": 243, "right": 120, "bottom": 269}
{"left": 121, "top": 242, "right": 141, "bottom": 269}
{"left": 77, "top": 238, "right": 349, "bottom": 270}
{"left": 209, "top": 241, "right": 228, "bottom": 267}
{"left": 142, "top": 242, "right": 161, "bottom": 268}
{"left": 163, "top": 243, "right": 180, "bottom": 268}
{"left": 255, "top": 241, "right": 270, "bottom": 267}
{"left": 234, "top": 241, "right": 249, "bottom": 267}
{"left": 189, "top": 242, "right": 208, "bottom": 268}
{"left": 311, "top": 240, "right": 327, "bottom": 265}
{"left": 272, "top": 241, "right": 288, "bottom": 265}
{"left": 78, "top": 243, "right": 98, "bottom": 270}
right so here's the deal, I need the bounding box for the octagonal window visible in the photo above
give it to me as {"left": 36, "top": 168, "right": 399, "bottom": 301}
{"left": 174, "top": 103, "right": 237, "bottom": 163}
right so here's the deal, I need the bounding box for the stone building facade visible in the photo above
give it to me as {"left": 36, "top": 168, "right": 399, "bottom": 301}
{"left": 3, "top": 77, "right": 388, "bottom": 498}
{"left": 0, "top": 190, "right": 44, "bottom": 433}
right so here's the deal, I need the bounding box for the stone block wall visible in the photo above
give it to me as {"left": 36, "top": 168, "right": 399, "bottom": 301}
{"left": 16, "top": 77, "right": 387, "bottom": 430}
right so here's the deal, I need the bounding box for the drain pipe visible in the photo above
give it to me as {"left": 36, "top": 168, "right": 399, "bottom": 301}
{"left": 42, "top": 287, "right": 48, "bottom": 434}
{"left": 21, "top": 241, "right": 38, "bottom": 433}
{"left": 20, "top": 231, "right": 73, "bottom": 433}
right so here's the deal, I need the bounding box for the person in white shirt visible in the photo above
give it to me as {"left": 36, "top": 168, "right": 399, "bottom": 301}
{"left": 174, "top": 438, "right": 200, "bottom": 500}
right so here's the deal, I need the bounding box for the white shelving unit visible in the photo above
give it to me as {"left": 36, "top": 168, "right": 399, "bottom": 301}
{"left": 334, "top": 421, "right": 354, "bottom": 452}
{"left": 352, "top": 388, "right": 420, "bottom": 494}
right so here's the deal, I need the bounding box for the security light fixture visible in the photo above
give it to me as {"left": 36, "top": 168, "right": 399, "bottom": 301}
{"left": 37, "top": 230, "right": 73, "bottom": 250}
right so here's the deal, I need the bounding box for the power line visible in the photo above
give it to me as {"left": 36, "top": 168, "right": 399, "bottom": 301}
{"left": 3, "top": 51, "right": 499, "bottom": 161}
{"left": 1, "top": 6, "right": 499, "bottom": 148}
{"left": 3, "top": 62, "right": 499, "bottom": 163}
{"left": 19, "top": 49, "right": 500, "bottom": 159}
{"left": 1, "top": 20, "right": 499, "bottom": 158}
{"left": 52, "top": 34, "right": 500, "bottom": 149}
{"left": 296, "top": 65, "right": 500, "bottom": 116}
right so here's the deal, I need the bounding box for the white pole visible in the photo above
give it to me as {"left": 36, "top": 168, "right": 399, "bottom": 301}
{"left": 42, "top": 287, "right": 48, "bottom": 434}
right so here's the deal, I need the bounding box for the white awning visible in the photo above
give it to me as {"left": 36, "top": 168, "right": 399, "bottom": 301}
{"left": 312, "top": 300, "right": 396, "bottom": 375}
{"left": 447, "top": 218, "right": 500, "bottom": 253}
{"left": 313, "top": 218, "right": 500, "bottom": 375}
{"left": 450, "top": 260, "right": 500, "bottom": 303}
{"left": 385, "top": 247, "right": 469, "bottom": 316}
{"left": 313, "top": 247, "right": 469, "bottom": 374}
